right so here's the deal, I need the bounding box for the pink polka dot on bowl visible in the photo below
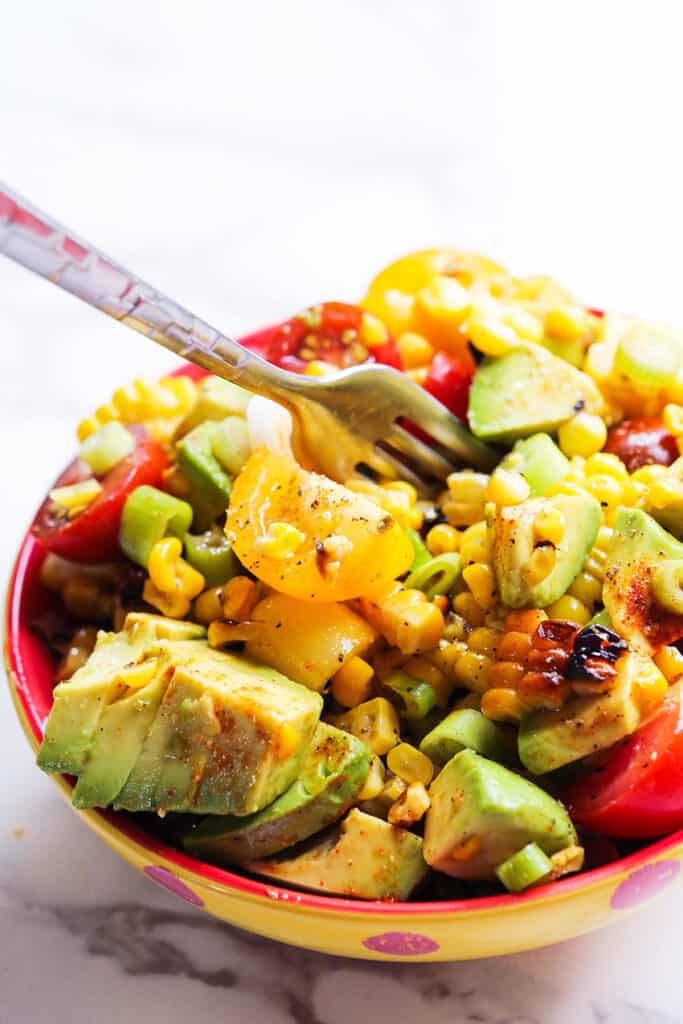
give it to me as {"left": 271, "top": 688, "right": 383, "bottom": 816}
{"left": 611, "top": 859, "right": 680, "bottom": 911}
{"left": 362, "top": 931, "right": 440, "bottom": 956}
{"left": 143, "top": 865, "right": 204, "bottom": 907}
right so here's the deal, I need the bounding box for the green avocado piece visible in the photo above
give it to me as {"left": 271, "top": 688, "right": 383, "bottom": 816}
{"left": 488, "top": 493, "right": 601, "bottom": 609}
{"left": 178, "top": 375, "right": 251, "bottom": 435}
{"left": 248, "top": 807, "right": 428, "bottom": 900}
{"left": 184, "top": 723, "right": 369, "bottom": 864}
{"left": 518, "top": 650, "right": 665, "bottom": 774}
{"left": 122, "top": 612, "right": 207, "bottom": 642}
{"left": 499, "top": 433, "right": 569, "bottom": 497}
{"left": 176, "top": 422, "right": 233, "bottom": 531}
{"left": 603, "top": 507, "right": 683, "bottom": 653}
{"left": 419, "top": 708, "right": 513, "bottom": 767}
{"left": 468, "top": 344, "right": 604, "bottom": 443}
{"left": 423, "top": 749, "right": 576, "bottom": 879}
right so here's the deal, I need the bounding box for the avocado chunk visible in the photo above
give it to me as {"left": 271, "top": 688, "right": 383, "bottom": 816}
{"left": 518, "top": 650, "right": 667, "bottom": 774}
{"left": 184, "top": 723, "right": 369, "bottom": 864}
{"left": 603, "top": 507, "right": 683, "bottom": 653}
{"left": 423, "top": 750, "right": 576, "bottom": 879}
{"left": 419, "top": 708, "right": 513, "bottom": 767}
{"left": 499, "top": 433, "right": 569, "bottom": 497}
{"left": 176, "top": 422, "right": 233, "bottom": 530}
{"left": 248, "top": 807, "right": 428, "bottom": 900}
{"left": 179, "top": 375, "right": 251, "bottom": 434}
{"left": 644, "top": 457, "right": 683, "bottom": 539}
{"left": 123, "top": 612, "right": 207, "bottom": 642}
{"left": 488, "top": 493, "right": 600, "bottom": 609}
{"left": 468, "top": 344, "right": 604, "bottom": 443}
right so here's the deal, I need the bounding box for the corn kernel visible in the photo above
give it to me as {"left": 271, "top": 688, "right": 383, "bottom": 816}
{"left": 585, "top": 474, "right": 624, "bottom": 507}
{"left": 454, "top": 651, "right": 492, "bottom": 694}
{"left": 143, "top": 579, "right": 190, "bottom": 619}
{"left": 332, "top": 656, "right": 375, "bottom": 707}
{"left": 468, "top": 626, "right": 499, "bottom": 656}
{"left": 459, "top": 529, "right": 491, "bottom": 567}
{"left": 501, "top": 304, "right": 544, "bottom": 342}
{"left": 453, "top": 591, "right": 487, "bottom": 626}
{"left": 426, "top": 523, "right": 461, "bottom": 555}
{"left": 496, "top": 630, "right": 532, "bottom": 661}
{"left": 467, "top": 314, "right": 520, "bottom": 356}
{"left": 654, "top": 645, "right": 683, "bottom": 683}
{"left": 49, "top": 479, "right": 103, "bottom": 515}
{"left": 442, "top": 472, "right": 489, "bottom": 527}
{"left": 550, "top": 845, "right": 585, "bottom": 879}
{"left": 357, "top": 755, "right": 386, "bottom": 801}
{"left": 415, "top": 275, "right": 471, "bottom": 329}
{"left": 388, "top": 781, "right": 431, "bottom": 827}
{"left": 382, "top": 773, "right": 408, "bottom": 804}
{"left": 486, "top": 469, "right": 531, "bottom": 506}
{"left": 387, "top": 743, "right": 435, "bottom": 786}
{"left": 522, "top": 545, "right": 557, "bottom": 587}
{"left": 558, "top": 413, "right": 608, "bottom": 459}
{"left": 462, "top": 562, "right": 497, "bottom": 610}
{"left": 648, "top": 478, "right": 683, "bottom": 510}
{"left": 568, "top": 570, "right": 603, "bottom": 608}
{"left": 193, "top": 585, "right": 226, "bottom": 625}
{"left": 481, "top": 687, "right": 525, "bottom": 722}
{"left": 256, "top": 521, "right": 305, "bottom": 558}
{"left": 489, "top": 661, "right": 526, "bottom": 689}
{"left": 405, "top": 654, "right": 454, "bottom": 707}
{"left": 222, "top": 576, "right": 258, "bottom": 621}
{"left": 632, "top": 659, "right": 668, "bottom": 720}
{"left": 383, "top": 480, "right": 418, "bottom": 503}
{"left": 360, "top": 311, "right": 390, "bottom": 348}
{"left": 664, "top": 403, "right": 683, "bottom": 436}
{"left": 304, "top": 360, "right": 337, "bottom": 377}
{"left": 545, "top": 305, "right": 587, "bottom": 342}
{"left": 116, "top": 657, "right": 159, "bottom": 690}
{"left": 533, "top": 506, "right": 566, "bottom": 546}
{"left": 504, "top": 608, "right": 548, "bottom": 633}
{"left": 631, "top": 464, "right": 668, "bottom": 485}
{"left": 361, "top": 585, "right": 444, "bottom": 654}
{"left": 333, "top": 697, "right": 401, "bottom": 756}
{"left": 545, "top": 594, "right": 591, "bottom": 625}
{"left": 407, "top": 367, "right": 429, "bottom": 386}
{"left": 585, "top": 453, "right": 629, "bottom": 481}
{"left": 397, "top": 331, "right": 435, "bottom": 368}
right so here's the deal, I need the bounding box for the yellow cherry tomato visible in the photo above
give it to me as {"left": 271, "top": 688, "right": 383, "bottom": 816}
{"left": 226, "top": 449, "right": 414, "bottom": 601}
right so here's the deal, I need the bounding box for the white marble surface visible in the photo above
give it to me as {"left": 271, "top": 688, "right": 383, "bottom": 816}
{"left": 3, "top": 2, "right": 683, "bottom": 1021}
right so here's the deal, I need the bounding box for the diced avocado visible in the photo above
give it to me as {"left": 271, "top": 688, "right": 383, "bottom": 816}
{"left": 176, "top": 422, "right": 233, "bottom": 530}
{"left": 123, "top": 612, "right": 207, "bottom": 642}
{"left": 603, "top": 507, "right": 683, "bottom": 653}
{"left": 468, "top": 344, "right": 604, "bottom": 443}
{"left": 423, "top": 750, "right": 576, "bottom": 879}
{"left": 419, "top": 708, "right": 513, "bottom": 767}
{"left": 179, "top": 375, "right": 251, "bottom": 434}
{"left": 184, "top": 723, "right": 369, "bottom": 864}
{"left": 248, "top": 807, "right": 428, "bottom": 900}
{"left": 518, "top": 650, "right": 667, "bottom": 774}
{"left": 644, "top": 457, "right": 683, "bottom": 539}
{"left": 499, "top": 433, "right": 569, "bottom": 497}
{"left": 488, "top": 493, "right": 601, "bottom": 608}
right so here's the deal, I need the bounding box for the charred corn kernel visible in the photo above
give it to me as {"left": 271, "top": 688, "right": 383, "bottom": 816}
{"left": 304, "top": 360, "right": 336, "bottom": 377}
{"left": 654, "top": 645, "right": 683, "bottom": 682}
{"left": 143, "top": 579, "right": 190, "bottom": 619}
{"left": 193, "top": 585, "right": 226, "bottom": 625}
{"left": 449, "top": 834, "right": 482, "bottom": 863}
{"left": 397, "top": 331, "right": 434, "bottom": 368}
{"left": 545, "top": 594, "right": 591, "bottom": 625}
{"left": 481, "top": 687, "right": 525, "bottom": 723}
{"left": 407, "top": 367, "right": 429, "bottom": 386}
{"left": 454, "top": 651, "right": 492, "bottom": 694}
{"left": 558, "top": 413, "right": 607, "bottom": 459}
{"left": 388, "top": 781, "right": 431, "bottom": 826}
{"left": 442, "top": 472, "right": 490, "bottom": 527}
{"left": 486, "top": 468, "right": 531, "bottom": 506}
{"left": 357, "top": 755, "right": 385, "bottom": 801}
{"left": 117, "top": 658, "right": 159, "bottom": 690}
{"left": 148, "top": 538, "right": 205, "bottom": 598}
{"left": 332, "top": 656, "right": 375, "bottom": 707}
{"left": 533, "top": 506, "right": 566, "bottom": 546}
{"left": 522, "top": 545, "right": 557, "bottom": 587}
{"left": 545, "top": 305, "right": 587, "bottom": 341}
{"left": 387, "top": 743, "right": 435, "bottom": 786}
{"left": 360, "top": 311, "right": 389, "bottom": 348}
{"left": 550, "top": 845, "right": 585, "bottom": 879}
{"left": 62, "top": 575, "right": 116, "bottom": 621}
{"left": 415, "top": 275, "right": 471, "bottom": 327}
{"left": 453, "top": 591, "right": 487, "bottom": 626}
{"left": 664, "top": 403, "right": 683, "bottom": 435}
{"left": 467, "top": 314, "right": 519, "bottom": 356}
{"left": 462, "top": 562, "right": 496, "bottom": 610}
{"left": 222, "top": 576, "right": 258, "bottom": 621}
{"left": 489, "top": 660, "right": 526, "bottom": 689}
{"left": 468, "top": 626, "right": 499, "bottom": 655}
{"left": 568, "top": 570, "right": 603, "bottom": 608}
{"left": 496, "top": 630, "right": 532, "bottom": 660}
{"left": 333, "top": 697, "right": 401, "bottom": 755}
{"left": 49, "top": 479, "right": 103, "bottom": 516}
{"left": 426, "top": 523, "right": 461, "bottom": 555}
{"left": 256, "top": 521, "right": 305, "bottom": 559}
{"left": 276, "top": 723, "right": 300, "bottom": 761}
{"left": 360, "top": 585, "right": 444, "bottom": 655}
{"left": 504, "top": 608, "right": 548, "bottom": 633}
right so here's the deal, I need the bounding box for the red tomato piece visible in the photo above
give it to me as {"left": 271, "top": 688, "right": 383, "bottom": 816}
{"left": 423, "top": 351, "right": 473, "bottom": 422}
{"left": 604, "top": 417, "right": 678, "bottom": 473}
{"left": 32, "top": 425, "right": 168, "bottom": 563}
{"left": 565, "top": 682, "right": 683, "bottom": 838}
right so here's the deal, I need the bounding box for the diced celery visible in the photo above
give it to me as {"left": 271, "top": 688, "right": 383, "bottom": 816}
{"left": 404, "top": 552, "right": 461, "bottom": 598}
{"left": 382, "top": 670, "right": 437, "bottom": 721}
{"left": 119, "top": 485, "right": 193, "bottom": 567}
{"left": 184, "top": 528, "right": 241, "bottom": 587}
{"left": 614, "top": 327, "right": 680, "bottom": 389}
{"left": 211, "top": 416, "right": 251, "bottom": 475}
{"left": 407, "top": 528, "right": 431, "bottom": 572}
{"left": 79, "top": 422, "right": 135, "bottom": 476}
{"left": 495, "top": 842, "right": 553, "bottom": 893}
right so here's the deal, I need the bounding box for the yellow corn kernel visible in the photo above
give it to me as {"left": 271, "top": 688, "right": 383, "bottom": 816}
{"left": 49, "top": 479, "right": 103, "bottom": 516}
{"left": 407, "top": 367, "right": 429, "bottom": 386}
{"left": 256, "top": 521, "right": 305, "bottom": 559}
{"left": 360, "top": 311, "right": 390, "bottom": 348}
{"left": 533, "top": 506, "right": 566, "bottom": 547}
{"left": 585, "top": 452, "right": 629, "bottom": 481}
{"left": 397, "top": 331, "right": 435, "bottom": 368}
{"left": 383, "top": 480, "right": 418, "bottom": 504}
{"left": 193, "top": 585, "right": 226, "bottom": 626}
{"left": 116, "top": 658, "right": 159, "bottom": 690}
{"left": 382, "top": 773, "right": 408, "bottom": 804}
{"left": 454, "top": 651, "right": 492, "bottom": 694}
{"left": 489, "top": 660, "right": 526, "bottom": 689}
{"left": 558, "top": 412, "right": 607, "bottom": 459}
{"left": 208, "top": 619, "right": 241, "bottom": 647}
{"left": 467, "top": 626, "right": 499, "bottom": 656}
{"left": 388, "top": 781, "right": 431, "bottom": 827}
{"left": 357, "top": 755, "right": 386, "bottom": 801}
{"left": 459, "top": 530, "right": 490, "bottom": 568}
{"left": 568, "top": 570, "right": 603, "bottom": 608}
{"left": 550, "top": 845, "right": 585, "bottom": 879}
{"left": 501, "top": 304, "right": 544, "bottom": 342}
{"left": 453, "top": 591, "right": 487, "bottom": 626}
{"left": 585, "top": 474, "right": 624, "bottom": 508}
{"left": 442, "top": 472, "right": 490, "bottom": 527}
{"left": 426, "top": 523, "right": 461, "bottom": 555}
{"left": 333, "top": 697, "right": 401, "bottom": 756}
{"left": 504, "top": 608, "right": 548, "bottom": 633}
{"left": 332, "top": 656, "right": 375, "bottom": 707}
{"left": 631, "top": 464, "right": 668, "bottom": 486}
{"left": 275, "top": 723, "right": 300, "bottom": 761}
{"left": 632, "top": 658, "right": 668, "bottom": 720}
{"left": 654, "top": 645, "right": 683, "bottom": 683}
{"left": 486, "top": 469, "right": 531, "bottom": 506}
{"left": 545, "top": 305, "right": 587, "bottom": 342}
{"left": 372, "top": 647, "right": 410, "bottom": 681}
{"left": 496, "top": 630, "right": 532, "bottom": 661}
{"left": 148, "top": 537, "right": 204, "bottom": 598}
{"left": 481, "top": 687, "right": 525, "bottom": 723}
{"left": 160, "top": 374, "right": 198, "bottom": 413}
{"left": 304, "top": 360, "right": 337, "bottom": 377}
{"left": 77, "top": 415, "right": 102, "bottom": 442}
{"left": 387, "top": 743, "right": 435, "bottom": 786}
{"left": 415, "top": 275, "right": 471, "bottom": 328}
{"left": 361, "top": 585, "right": 444, "bottom": 655}
{"left": 648, "top": 478, "right": 683, "bottom": 510}
{"left": 221, "top": 576, "right": 258, "bottom": 621}
{"left": 522, "top": 545, "right": 557, "bottom": 587}
{"left": 462, "top": 562, "right": 497, "bottom": 610}
{"left": 143, "top": 578, "right": 190, "bottom": 619}
{"left": 664, "top": 403, "right": 683, "bottom": 436}
{"left": 545, "top": 594, "right": 591, "bottom": 626}
{"left": 404, "top": 655, "right": 453, "bottom": 707}
{"left": 467, "top": 314, "right": 520, "bottom": 356}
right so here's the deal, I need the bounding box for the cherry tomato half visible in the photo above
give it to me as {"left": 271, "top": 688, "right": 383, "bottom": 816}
{"left": 565, "top": 682, "right": 683, "bottom": 838}
{"left": 604, "top": 417, "right": 678, "bottom": 473}
{"left": 32, "top": 425, "right": 168, "bottom": 563}
{"left": 239, "top": 302, "right": 402, "bottom": 373}
{"left": 423, "top": 350, "right": 473, "bottom": 423}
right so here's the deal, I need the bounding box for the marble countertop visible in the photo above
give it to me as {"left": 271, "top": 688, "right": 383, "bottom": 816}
{"left": 3, "top": 2, "right": 683, "bottom": 1021}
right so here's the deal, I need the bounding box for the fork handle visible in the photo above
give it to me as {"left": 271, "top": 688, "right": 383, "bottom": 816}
{"left": 0, "top": 183, "right": 295, "bottom": 397}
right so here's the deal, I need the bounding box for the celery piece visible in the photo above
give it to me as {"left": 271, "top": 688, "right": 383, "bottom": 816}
{"left": 80, "top": 422, "right": 135, "bottom": 477}
{"left": 614, "top": 326, "right": 681, "bottom": 389}
{"left": 405, "top": 552, "right": 462, "bottom": 598}
{"left": 495, "top": 842, "right": 553, "bottom": 893}
{"left": 184, "top": 528, "right": 240, "bottom": 588}
{"left": 211, "top": 416, "right": 251, "bottom": 476}
{"left": 383, "top": 670, "right": 437, "bottom": 721}
{"left": 407, "top": 528, "right": 431, "bottom": 572}
{"left": 119, "top": 485, "right": 193, "bottom": 567}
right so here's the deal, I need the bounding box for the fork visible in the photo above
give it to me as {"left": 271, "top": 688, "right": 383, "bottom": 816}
{"left": 0, "top": 184, "right": 496, "bottom": 489}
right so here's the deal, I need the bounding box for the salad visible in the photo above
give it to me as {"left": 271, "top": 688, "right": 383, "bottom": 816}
{"left": 31, "top": 249, "right": 683, "bottom": 902}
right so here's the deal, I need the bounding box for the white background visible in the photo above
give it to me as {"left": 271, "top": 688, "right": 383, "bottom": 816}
{"left": 3, "top": 3, "right": 683, "bottom": 1021}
